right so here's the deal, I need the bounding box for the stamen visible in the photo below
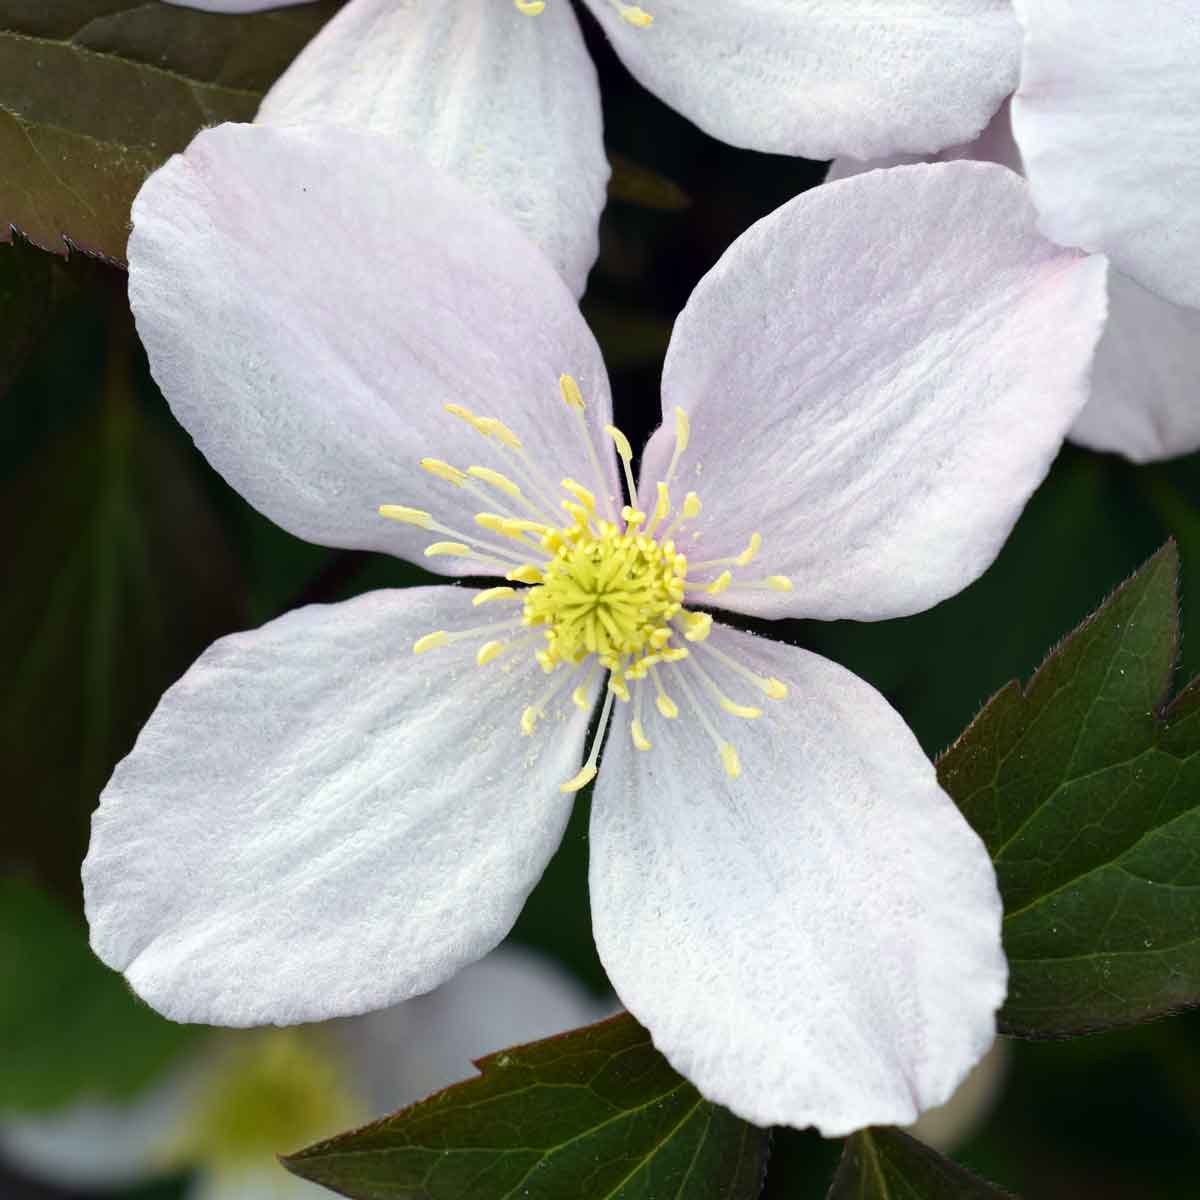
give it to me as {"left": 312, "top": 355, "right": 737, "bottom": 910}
{"left": 605, "top": 424, "right": 639, "bottom": 513}
{"left": 685, "top": 570, "right": 731, "bottom": 596}
{"left": 671, "top": 665, "right": 742, "bottom": 779}
{"left": 662, "top": 491, "right": 701, "bottom": 540}
{"left": 520, "top": 664, "right": 581, "bottom": 737}
{"left": 646, "top": 481, "right": 671, "bottom": 535}
{"left": 630, "top": 681, "right": 652, "bottom": 751}
{"left": 559, "top": 374, "right": 618, "bottom": 522}
{"left": 560, "top": 683, "right": 617, "bottom": 793}
{"left": 561, "top": 478, "right": 597, "bottom": 512}
{"left": 473, "top": 587, "right": 518, "bottom": 606}
{"left": 382, "top": 505, "right": 530, "bottom": 565}
{"left": 679, "top": 611, "right": 713, "bottom": 642}
{"left": 514, "top": 0, "right": 545, "bottom": 12}
{"left": 660, "top": 406, "right": 690, "bottom": 497}
{"left": 424, "top": 541, "right": 471, "bottom": 557}
{"left": 572, "top": 660, "right": 600, "bottom": 710}
{"left": 613, "top": 1, "right": 653, "bottom": 25}
{"left": 687, "top": 656, "right": 762, "bottom": 720}
{"left": 420, "top": 458, "right": 467, "bottom": 487}
{"left": 476, "top": 640, "right": 506, "bottom": 666}
{"left": 412, "top": 618, "right": 521, "bottom": 656}
{"left": 695, "top": 641, "right": 789, "bottom": 701}
{"left": 378, "top": 505, "right": 432, "bottom": 528}
{"left": 724, "top": 575, "right": 794, "bottom": 593}
{"left": 690, "top": 532, "right": 762, "bottom": 572}
{"left": 649, "top": 664, "right": 678, "bottom": 719}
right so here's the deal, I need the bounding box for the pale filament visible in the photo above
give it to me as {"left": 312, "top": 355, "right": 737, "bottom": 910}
{"left": 389, "top": 374, "right": 789, "bottom": 788}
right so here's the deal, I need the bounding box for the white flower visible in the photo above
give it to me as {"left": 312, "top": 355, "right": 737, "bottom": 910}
{"left": 830, "top": 101, "right": 1200, "bottom": 464}
{"left": 164, "top": 0, "right": 1022, "bottom": 295}
{"left": 0, "top": 946, "right": 605, "bottom": 1200}
{"left": 84, "top": 121, "right": 1107, "bottom": 1135}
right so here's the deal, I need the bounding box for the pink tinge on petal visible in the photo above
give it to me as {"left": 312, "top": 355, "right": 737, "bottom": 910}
{"left": 639, "top": 161, "right": 1107, "bottom": 623}
{"left": 128, "top": 122, "right": 617, "bottom": 576}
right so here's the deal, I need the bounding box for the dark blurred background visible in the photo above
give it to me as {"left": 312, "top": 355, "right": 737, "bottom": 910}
{"left": 3, "top": 4, "right": 1198, "bottom": 1197}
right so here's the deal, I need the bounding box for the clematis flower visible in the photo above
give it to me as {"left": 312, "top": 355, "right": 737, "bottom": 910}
{"left": 829, "top": 102, "right": 1200, "bottom": 464}
{"left": 0, "top": 946, "right": 605, "bottom": 1199}
{"left": 164, "top": 0, "right": 1022, "bottom": 295}
{"left": 84, "top": 121, "right": 1107, "bottom": 1135}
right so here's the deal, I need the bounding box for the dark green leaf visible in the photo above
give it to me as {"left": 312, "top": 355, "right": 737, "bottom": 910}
{"left": 827, "top": 1128, "right": 1016, "bottom": 1200}
{"left": 939, "top": 543, "right": 1200, "bottom": 1037}
{"left": 284, "top": 1013, "right": 769, "bottom": 1200}
{"left": 0, "top": 258, "right": 245, "bottom": 899}
{"left": 0, "top": 877, "right": 198, "bottom": 1112}
{"left": 0, "top": 0, "right": 343, "bottom": 260}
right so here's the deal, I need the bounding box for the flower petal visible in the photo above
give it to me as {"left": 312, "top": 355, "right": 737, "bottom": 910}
{"left": 830, "top": 105, "right": 1200, "bottom": 465}
{"left": 640, "top": 161, "right": 1107, "bottom": 622}
{"left": 579, "top": 0, "right": 1019, "bottom": 160}
{"left": 189, "top": 1165, "right": 325, "bottom": 1200}
{"left": 164, "top": 0, "right": 307, "bottom": 10}
{"left": 1011, "top": 0, "right": 1200, "bottom": 309}
{"left": 129, "top": 122, "right": 617, "bottom": 575}
{"left": 1070, "top": 273, "right": 1200, "bottom": 464}
{"left": 337, "top": 945, "right": 613, "bottom": 1118}
{"left": 589, "top": 624, "right": 1006, "bottom": 1135}
{"left": 258, "top": 0, "right": 607, "bottom": 299}
{"left": 84, "top": 587, "right": 596, "bottom": 1027}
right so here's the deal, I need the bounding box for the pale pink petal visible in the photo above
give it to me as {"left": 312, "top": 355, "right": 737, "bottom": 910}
{"left": 590, "top": 624, "right": 1006, "bottom": 1135}
{"left": 129, "top": 122, "right": 617, "bottom": 577}
{"left": 579, "top": 0, "right": 1019, "bottom": 160}
{"left": 639, "top": 162, "right": 1107, "bottom": 622}
{"left": 258, "top": 0, "right": 607, "bottom": 299}
{"left": 1072, "top": 273, "right": 1200, "bottom": 463}
{"left": 84, "top": 587, "right": 597, "bottom": 1027}
{"left": 1012, "top": 0, "right": 1200, "bottom": 309}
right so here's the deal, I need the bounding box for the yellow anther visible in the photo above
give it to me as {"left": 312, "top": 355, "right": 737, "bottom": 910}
{"left": 765, "top": 677, "right": 788, "bottom": 700}
{"left": 720, "top": 699, "right": 762, "bottom": 720}
{"left": 474, "top": 416, "right": 522, "bottom": 449}
{"left": 561, "top": 479, "right": 597, "bottom": 510}
{"left": 656, "top": 693, "right": 678, "bottom": 720}
{"left": 413, "top": 631, "right": 449, "bottom": 655}
{"left": 379, "top": 505, "right": 432, "bottom": 528}
{"left": 605, "top": 425, "right": 633, "bottom": 462}
{"left": 735, "top": 532, "right": 762, "bottom": 567}
{"left": 474, "top": 587, "right": 516, "bottom": 606}
{"left": 660, "top": 647, "right": 689, "bottom": 663}
{"left": 507, "top": 564, "right": 544, "bottom": 584}
{"left": 609, "top": 673, "right": 631, "bottom": 702}
{"left": 514, "top": 0, "right": 545, "bottom": 12}
{"left": 559, "top": 374, "right": 585, "bottom": 410}
{"left": 681, "top": 492, "right": 701, "bottom": 520}
{"left": 476, "top": 640, "right": 506, "bottom": 666}
{"left": 560, "top": 764, "right": 598, "bottom": 794}
{"left": 621, "top": 506, "right": 646, "bottom": 528}
{"left": 467, "top": 466, "right": 522, "bottom": 499}
{"left": 572, "top": 684, "right": 591, "bottom": 711}
{"left": 424, "top": 541, "right": 471, "bottom": 558}
{"left": 674, "top": 406, "right": 690, "bottom": 453}
{"left": 766, "top": 575, "right": 793, "bottom": 592}
{"left": 618, "top": 3, "right": 653, "bottom": 26}
{"left": 520, "top": 706, "right": 539, "bottom": 736}
{"left": 719, "top": 742, "right": 741, "bottom": 779}
{"left": 444, "top": 403, "right": 476, "bottom": 423}
{"left": 706, "top": 571, "right": 732, "bottom": 595}
{"left": 683, "top": 612, "right": 713, "bottom": 642}
{"left": 653, "top": 482, "right": 670, "bottom": 523}
{"left": 631, "top": 719, "right": 652, "bottom": 751}
{"left": 420, "top": 458, "right": 466, "bottom": 486}
{"left": 475, "top": 513, "right": 531, "bottom": 542}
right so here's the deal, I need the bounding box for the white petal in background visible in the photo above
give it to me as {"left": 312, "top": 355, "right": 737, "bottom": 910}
{"left": 129, "top": 123, "right": 618, "bottom": 572}
{"left": 831, "top": 108, "right": 1200, "bottom": 464}
{"left": 580, "top": 0, "right": 1019, "bottom": 161}
{"left": 638, "top": 162, "right": 1107, "bottom": 623}
{"left": 259, "top": 0, "right": 608, "bottom": 298}
{"left": 906, "top": 1039, "right": 1010, "bottom": 1153}
{"left": 1012, "top": 0, "right": 1200, "bottom": 310}
{"left": 84, "top": 587, "right": 597, "bottom": 1026}
{"left": 589, "top": 624, "right": 1006, "bottom": 1135}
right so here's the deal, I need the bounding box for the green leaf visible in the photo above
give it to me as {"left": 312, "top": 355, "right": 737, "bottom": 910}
{"left": 0, "top": 877, "right": 198, "bottom": 1112}
{"left": 939, "top": 543, "right": 1200, "bottom": 1037}
{"left": 827, "top": 1128, "right": 1016, "bottom": 1199}
{"left": 0, "top": 0, "right": 343, "bottom": 260}
{"left": 284, "top": 1014, "right": 769, "bottom": 1200}
{"left": 0, "top": 250, "right": 245, "bottom": 899}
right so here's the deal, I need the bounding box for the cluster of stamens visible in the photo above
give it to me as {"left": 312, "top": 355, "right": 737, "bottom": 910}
{"left": 513, "top": 0, "right": 653, "bottom": 28}
{"left": 379, "top": 375, "right": 791, "bottom": 792}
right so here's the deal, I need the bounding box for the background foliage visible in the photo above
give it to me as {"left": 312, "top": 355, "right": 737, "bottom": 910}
{"left": 3, "top": 3, "right": 1199, "bottom": 1198}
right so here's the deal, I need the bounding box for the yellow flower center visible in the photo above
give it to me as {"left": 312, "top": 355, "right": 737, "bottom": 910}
{"left": 379, "top": 375, "right": 792, "bottom": 789}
